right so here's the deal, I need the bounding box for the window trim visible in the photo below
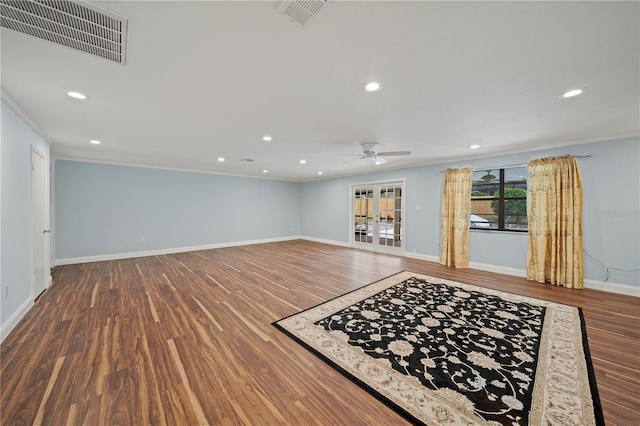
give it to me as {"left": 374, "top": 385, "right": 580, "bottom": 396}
{"left": 470, "top": 167, "right": 528, "bottom": 233}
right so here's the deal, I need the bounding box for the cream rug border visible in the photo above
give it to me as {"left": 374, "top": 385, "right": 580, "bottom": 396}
{"left": 275, "top": 271, "right": 599, "bottom": 425}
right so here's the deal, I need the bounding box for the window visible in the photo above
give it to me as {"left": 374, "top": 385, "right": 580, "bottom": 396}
{"left": 471, "top": 167, "right": 528, "bottom": 231}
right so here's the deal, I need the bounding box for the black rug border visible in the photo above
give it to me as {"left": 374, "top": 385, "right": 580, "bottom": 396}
{"left": 272, "top": 318, "right": 424, "bottom": 425}
{"left": 578, "top": 307, "right": 605, "bottom": 426}
{"left": 272, "top": 271, "right": 605, "bottom": 426}
{"left": 273, "top": 270, "right": 403, "bottom": 323}
{"left": 272, "top": 270, "right": 424, "bottom": 424}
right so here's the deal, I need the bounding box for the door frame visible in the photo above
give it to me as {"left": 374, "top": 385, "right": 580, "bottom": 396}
{"left": 30, "top": 146, "right": 50, "bottom": 299}
{"left": 349, "top": 178, "right": 406, "bottom": 255}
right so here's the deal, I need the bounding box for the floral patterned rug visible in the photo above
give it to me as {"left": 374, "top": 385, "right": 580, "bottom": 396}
{"left": 273, "top": 271, "right": 603, "bottom": 425}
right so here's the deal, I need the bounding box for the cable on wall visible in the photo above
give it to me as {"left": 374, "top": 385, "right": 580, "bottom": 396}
{"left": 583, "top": 249, "right": 640, "bottom": 283}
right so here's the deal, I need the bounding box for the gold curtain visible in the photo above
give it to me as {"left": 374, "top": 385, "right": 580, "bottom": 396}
{"left": 527, "top": 155, "right": 584, "bottom": 288}
{"left": 439, "top": 168, "right": 472, "bottom": 268}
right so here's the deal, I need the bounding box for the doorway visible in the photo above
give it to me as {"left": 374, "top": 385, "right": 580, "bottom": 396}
{"left": 31, "top": 147, "right": 48, "bottom": 299}
{"left": 351, "top": 180, "right": 405, "bottom": 254}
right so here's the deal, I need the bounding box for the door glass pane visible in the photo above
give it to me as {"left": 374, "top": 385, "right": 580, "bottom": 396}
{"left": 378, "top": 185, "right": 402, "bottom": 247}
{"left": 392, "top": 186, "right": 402, "bottom": 247}
{"left": 379, "top": 186, "right": 388, "bottom": 246}
{"left": 354, "top": 188, "right": 374, "bottom": 244}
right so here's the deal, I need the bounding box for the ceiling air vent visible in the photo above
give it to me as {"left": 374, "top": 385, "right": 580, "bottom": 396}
{"left": 0, "top": 0, "right": 128, "bottom": 65}
{"left": 276, "top": 0, "right": 330, "bottom": 28}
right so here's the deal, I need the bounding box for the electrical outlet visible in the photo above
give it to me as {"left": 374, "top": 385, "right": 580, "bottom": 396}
{"left": 4, "top": 284, "right": 8, "bottom": 298}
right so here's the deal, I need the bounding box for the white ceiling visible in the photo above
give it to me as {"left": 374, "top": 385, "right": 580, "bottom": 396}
{"left": 2, "top": 0, "right": 638, "bottom": 181}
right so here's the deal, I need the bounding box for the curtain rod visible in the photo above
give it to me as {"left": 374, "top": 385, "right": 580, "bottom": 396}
{"left": 439, "top": 154, "right": 593, "bottom": 173}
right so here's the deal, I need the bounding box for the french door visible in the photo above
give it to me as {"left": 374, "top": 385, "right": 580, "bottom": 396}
{"left": 351, "top": 180, "right": 405, "bottom": 254}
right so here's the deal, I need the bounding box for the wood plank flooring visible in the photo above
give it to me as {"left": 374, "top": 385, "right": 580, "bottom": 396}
{"left": 1, "top": 240, "right": 639, "bottom": 425}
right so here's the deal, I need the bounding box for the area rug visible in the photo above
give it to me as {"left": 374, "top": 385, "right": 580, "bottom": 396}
{"left": 273, "top": 271, "right": 604, "bottom": 425}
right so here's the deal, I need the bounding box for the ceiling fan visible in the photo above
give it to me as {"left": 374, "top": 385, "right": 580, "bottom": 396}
{"left": 344, "top": 142, "right": 412, "bottom": 164}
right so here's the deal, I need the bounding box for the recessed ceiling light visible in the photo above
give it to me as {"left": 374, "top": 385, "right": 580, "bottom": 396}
{"left": 89, "top": 139, "right": 101, "bottom": 145}
{"left": 561, "top": 89, "right": 583, "bottom": 98}
{"left": 299, "top": 159, "right": 307, "bottom": 164}
{"left": 469, "top": 145, "right": 480, "bottom": 149}
{"left": 217, "top": 157, "right": 225, "bottom": 162}
{"left": 365, "top": 81, "right": 382, "bottom": 92}
{"left": 67, "top": 91, "right": 86, "bottom": 100}
{"left": 262, "top": 169, "right": 269, "bottom": 173}
{"left": 317, "top": 171, "right": 323, "bottom": 175}
{"left": 262, "top": 135, "right": 272, "bottom": 141}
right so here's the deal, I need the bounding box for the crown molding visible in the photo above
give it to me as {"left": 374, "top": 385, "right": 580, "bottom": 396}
{"left": 1, "top": 88, "right": 54, "bottom": 145}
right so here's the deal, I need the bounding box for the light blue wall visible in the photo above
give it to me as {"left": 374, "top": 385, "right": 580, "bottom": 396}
{"left": 301, "top": 137, "right": 640, "bottom": 287}
{"left": 1, "top": 101, "right": 51, "bottom": 327}
{"left": 301, "top": 166, "right": 442, "bottom": 256}
{"left": 55, "top": 161, "right": 302, "bottom": 259}
{"left": 52, "top": 136, "right": 640, "bottom": 287}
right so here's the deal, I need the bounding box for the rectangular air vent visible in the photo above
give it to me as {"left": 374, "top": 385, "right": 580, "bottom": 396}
{"left": 0, "top": 0, "right": 128, "bottom": 65}
{"left": 277, "top": 0, "right": 330, "bottom": 28}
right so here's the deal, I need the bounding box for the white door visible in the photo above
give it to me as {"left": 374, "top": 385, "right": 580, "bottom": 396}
{"left": 31, "top": 148, "right": 48, "bottom": 299}
{"left": 351, "top": 180, "right": 405, "bottom": 254}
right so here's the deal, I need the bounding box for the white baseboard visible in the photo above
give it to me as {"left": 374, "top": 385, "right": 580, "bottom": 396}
{"left": 583, "top": 278, "right": 640, "bottom": 297}
{"left": 404, "top": 251, "right": 440, "bottom": 263}
{"left": 469, "top": 261, "right": 638, "bottom": 297}
{"left": 1, "top": 297, "right": 33, "bottom": 343}
{"left": 327, "top": 246, "right": 638, "bottom": 297}
{"left": 403, "top": 253, "right": 527, "bottom": 280}
{"left": 55, "top": 236, "right": 301, "bottom": 266}
{"left": 469, "top": 261, "right": 527, "bottom": 278}
{"left": 53, "top": 236, "right": 638, "bottom": 297}
{"left": 300, "top": 236, "right": 350, "bottom": 247}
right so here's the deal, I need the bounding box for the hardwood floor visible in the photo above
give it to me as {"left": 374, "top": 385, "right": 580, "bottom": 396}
{"left": 1, "top": 240, "right": 639, "bottom": 425}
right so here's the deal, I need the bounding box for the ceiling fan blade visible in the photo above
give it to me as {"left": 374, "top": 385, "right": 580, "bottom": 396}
{"left": 344, "top": 156, "right": 365, "bottom": 164}
{"left": 377, "top": 150, "right": 411, "bottom": 157}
